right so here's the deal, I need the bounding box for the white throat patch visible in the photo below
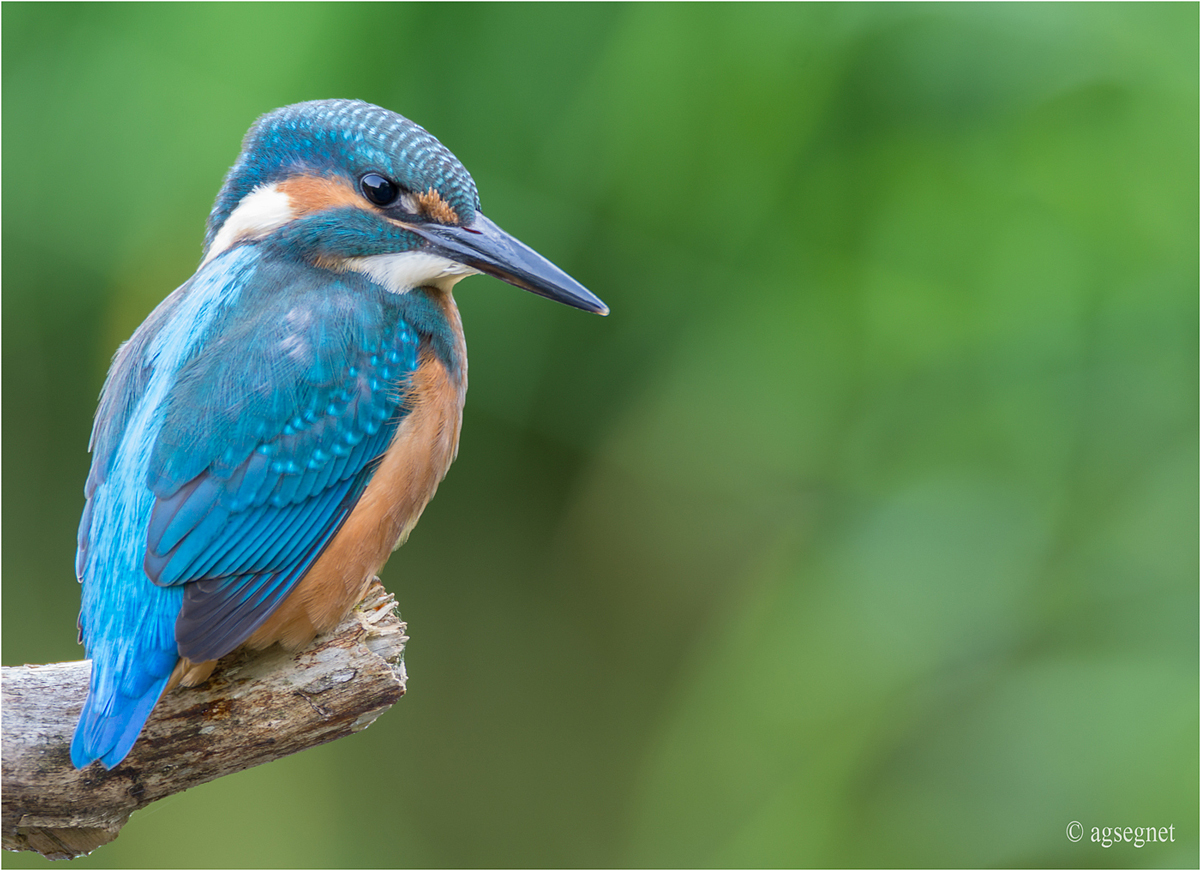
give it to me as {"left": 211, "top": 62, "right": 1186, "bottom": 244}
{"left": 342, "top": 251, "right": 479, "bottom": 294}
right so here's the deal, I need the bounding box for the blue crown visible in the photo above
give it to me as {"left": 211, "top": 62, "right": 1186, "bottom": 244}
{"left": 205, "top": 99, "right": 481, "bottom": 250}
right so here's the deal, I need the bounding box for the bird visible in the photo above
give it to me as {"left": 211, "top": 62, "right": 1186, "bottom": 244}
{"left": 70, "top": 99, "right": 607, "bottom": 769}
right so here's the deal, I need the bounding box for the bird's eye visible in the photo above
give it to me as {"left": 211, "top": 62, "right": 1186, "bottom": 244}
{"left": 360, "top": 173, "right": 400, "bottom": 206}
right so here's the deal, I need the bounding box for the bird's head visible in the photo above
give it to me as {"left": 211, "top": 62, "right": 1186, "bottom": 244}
{"left": 202, "top": 99, "right": 606, "bottom": 314}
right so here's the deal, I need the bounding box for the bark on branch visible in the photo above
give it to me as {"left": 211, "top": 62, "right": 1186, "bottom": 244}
{"left": 1, "top": 581, "right": 407, "bottom": 860}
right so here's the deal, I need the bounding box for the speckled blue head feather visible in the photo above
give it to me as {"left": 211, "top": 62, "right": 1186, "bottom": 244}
{"left": 204, "top": 99, "right": 480, "bottom": 253}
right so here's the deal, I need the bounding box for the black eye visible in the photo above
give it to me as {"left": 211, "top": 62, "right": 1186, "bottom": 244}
{"left": 360, "top": 173, "right": 399, "bottom": 206}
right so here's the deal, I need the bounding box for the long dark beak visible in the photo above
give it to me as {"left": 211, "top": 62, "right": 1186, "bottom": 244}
{"left": 409, "top": 212, "right": 608, "bottom": 315}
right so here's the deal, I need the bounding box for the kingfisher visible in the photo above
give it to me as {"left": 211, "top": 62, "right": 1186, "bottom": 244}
{"left": 70, "top": 99, "right": 607, "bottom": 769}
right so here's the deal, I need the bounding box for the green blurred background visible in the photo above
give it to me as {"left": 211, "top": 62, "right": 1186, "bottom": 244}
{"left": 3, "top": 3, "right": 1196, "bottom": 867}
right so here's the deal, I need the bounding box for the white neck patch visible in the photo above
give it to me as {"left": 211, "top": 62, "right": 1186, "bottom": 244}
{"left": 202, "top": 183, "right": 294, "bottom": 266}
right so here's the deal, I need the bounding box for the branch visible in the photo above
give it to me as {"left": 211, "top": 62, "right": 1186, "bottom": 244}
{"left": 2, "top": 581, "right": 407, "bottom": 860}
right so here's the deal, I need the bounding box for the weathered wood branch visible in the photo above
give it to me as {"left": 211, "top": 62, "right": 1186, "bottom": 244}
{"left": 1, "top": 581, "right": 407, "bottom": 860}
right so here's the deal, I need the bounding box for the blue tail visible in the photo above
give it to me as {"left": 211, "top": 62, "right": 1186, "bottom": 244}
{"left": 71, "top": 640, "right": 179, "bottom": 769}
{"left": 73, "top": 474, "right": 186, "bottom": 768}
{"left": 71, "top": 673, "right": 172, "bottom": 769}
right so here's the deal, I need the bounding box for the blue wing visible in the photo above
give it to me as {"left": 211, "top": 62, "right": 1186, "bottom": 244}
{"left": 73, "top": 246, "right": 419, "bottom": 768}
{"left": 142, "top": 255, "right": 420, "bottom": 661}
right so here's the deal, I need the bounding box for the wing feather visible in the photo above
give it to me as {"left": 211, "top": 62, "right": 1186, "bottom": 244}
{"left": 141, "top": 257, "right": 420, "bottom": 660}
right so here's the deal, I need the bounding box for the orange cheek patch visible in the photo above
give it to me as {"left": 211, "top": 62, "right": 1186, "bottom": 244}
{"left": 414, "top": 188, "right": 460, "bottom": 224}
{"left": 278, "top": 175, "right": 365, "bottom": 216}
{"left": 278, "top": 175, "right": 460, "bottom": 226}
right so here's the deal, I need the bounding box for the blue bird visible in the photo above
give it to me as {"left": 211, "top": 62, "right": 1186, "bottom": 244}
{"left": 71, "top": 99, "right": 607, "bottom": 769}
